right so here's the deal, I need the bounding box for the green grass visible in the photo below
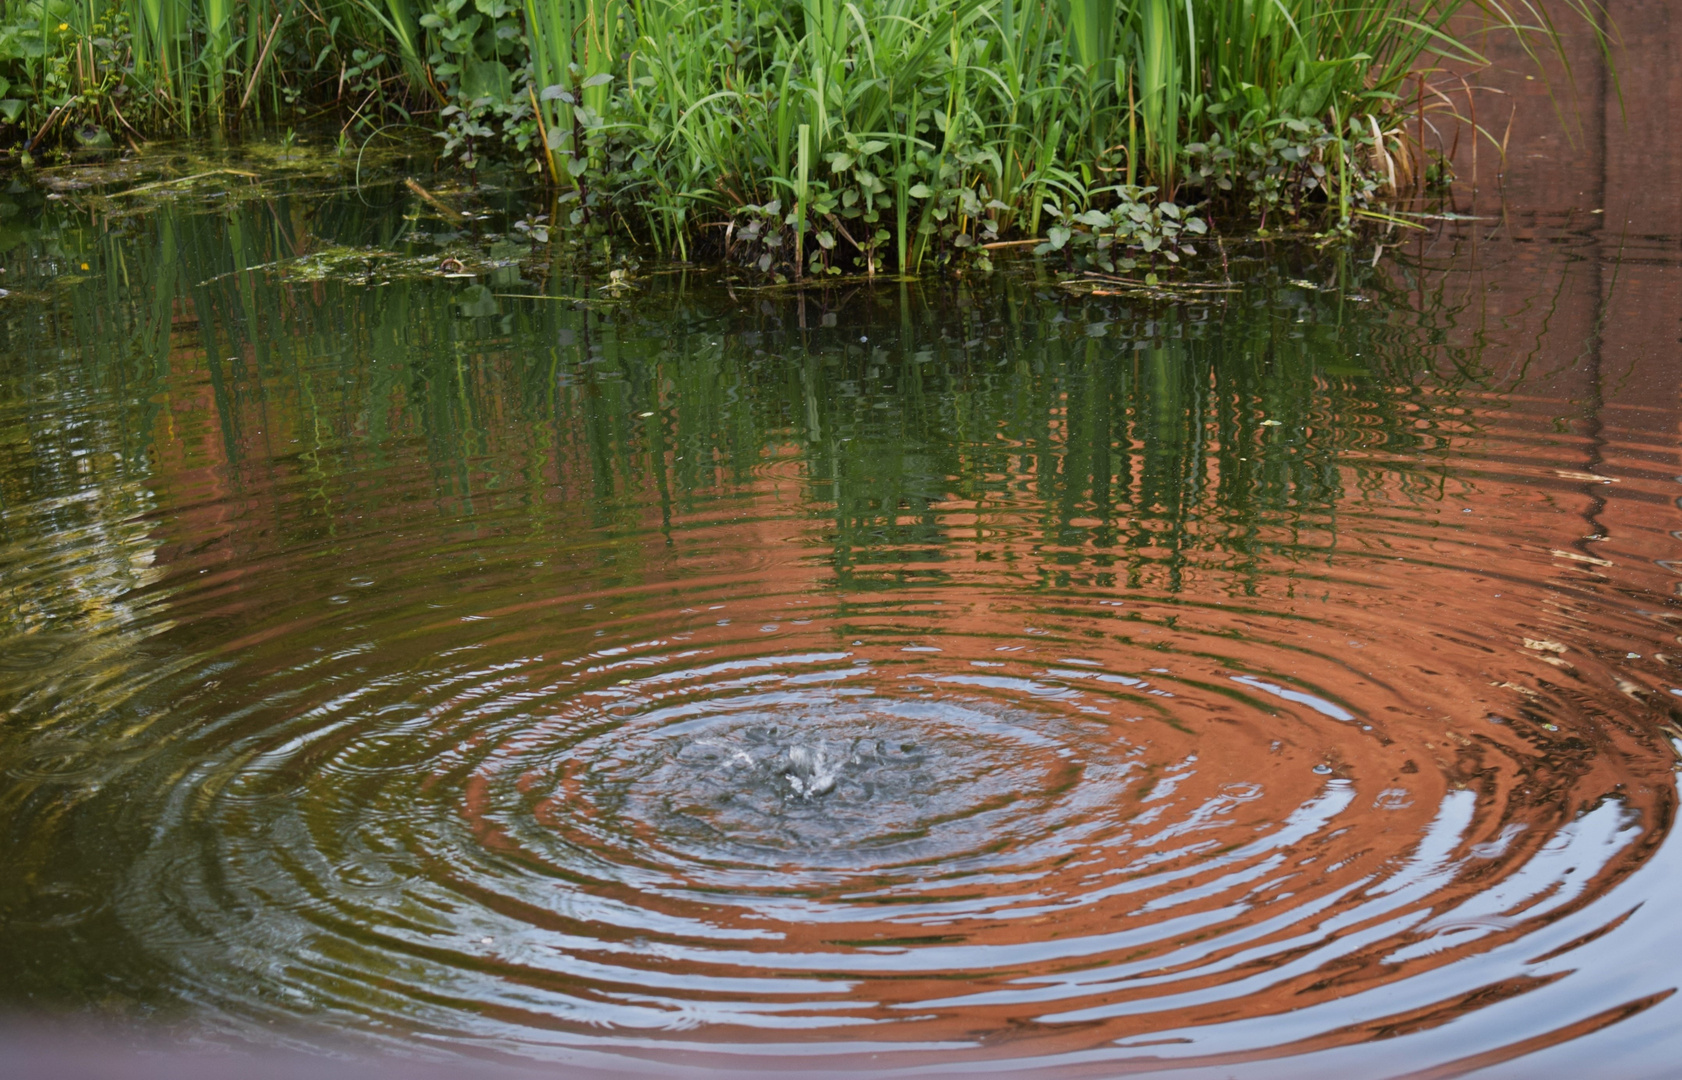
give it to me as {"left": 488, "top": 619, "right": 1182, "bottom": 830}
{"left": 556, "top": 0, "right": 1609, "bottom": 267}
{"left": 0, "top": 0, "right": 1612, "bottom": 265}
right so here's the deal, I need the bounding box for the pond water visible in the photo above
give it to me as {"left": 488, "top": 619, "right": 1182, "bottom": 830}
{"left": 2, "top": 160, "right": 1682, "bottom": 1078}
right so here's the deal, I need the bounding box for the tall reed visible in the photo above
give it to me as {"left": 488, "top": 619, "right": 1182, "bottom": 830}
{"left": 2, "top": 0, "right": 422, "bottom": 136}
{"left": 554, "top": 0, "right": 1602, "bottom": 267}
{"left": 0, "top": 0, "right": 1610, "bottom": 263}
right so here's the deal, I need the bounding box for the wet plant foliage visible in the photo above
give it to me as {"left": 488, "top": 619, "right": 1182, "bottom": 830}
{"left": 0, "top": 0, "right": 1612, "bottom": 270}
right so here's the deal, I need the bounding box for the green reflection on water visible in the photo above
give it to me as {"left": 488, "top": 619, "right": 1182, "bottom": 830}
{"left": 0, "top": 194, "right": 1484, "bottom": 636}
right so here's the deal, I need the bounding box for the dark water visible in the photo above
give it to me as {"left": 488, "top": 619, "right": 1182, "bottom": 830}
{"left": 2, "top": 171, "right": 1682, "bottom": 1078}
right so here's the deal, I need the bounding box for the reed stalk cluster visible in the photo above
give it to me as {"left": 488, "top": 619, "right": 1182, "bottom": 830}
{"left": 0, "top": 0, "right": 1606, "bottom": 267}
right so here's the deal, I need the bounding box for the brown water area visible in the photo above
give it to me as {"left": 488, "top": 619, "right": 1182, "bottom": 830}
{"left": 3, "top": 10, "right": 1682, "bottom": 1080}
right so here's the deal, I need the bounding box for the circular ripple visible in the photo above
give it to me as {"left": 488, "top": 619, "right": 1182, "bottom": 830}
{"left": 5, "top": 738, "right": 108, "bottom": 782}
{"left": 102, "top": 574, "right": 1679, "bottom": 1076}
{"left": 0, "top": 879, "right": 107, "bottom": 929}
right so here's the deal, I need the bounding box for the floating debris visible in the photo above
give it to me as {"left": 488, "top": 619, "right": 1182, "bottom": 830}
{"left": 404, "top": 177, "right": 473, "bottom": 221}
{"left": 109, "top": 168, "right": 261, "bottom": 199}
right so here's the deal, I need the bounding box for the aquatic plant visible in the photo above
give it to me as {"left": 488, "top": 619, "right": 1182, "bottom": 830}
{"left": 522, "top": 0, "right": 1609, "bottom": 268}
{"left": 0, "top": 0, "right": 425, "bottom": 143}
{"left": 0, "top": 0, "right": 1612, "bottom": 264}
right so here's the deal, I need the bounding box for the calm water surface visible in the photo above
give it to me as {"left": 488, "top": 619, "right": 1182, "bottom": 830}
{"left": 2, "top": 173, "right": 1681, "bottom": 1077}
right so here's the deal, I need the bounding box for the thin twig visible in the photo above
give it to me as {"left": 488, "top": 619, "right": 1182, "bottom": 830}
{"left": 1073, "top": 282, "right": 1239, "bottom": 297}
{"left": 404, "top": 177, "right": 472, "bottom": 219}
{"left": 109, "top": 168, "right": 261, "bottom": 197}
{"left": 105, "top": 95, "right": 144, "bottom": 148}
{"left": 24, "top": 103, "right": 70, "bottom": 154}
{"left": 528, "top": 86, "right": 561, "bottom": 186}
{"left": 1079, "top": 270, "right": 1237, "bottom": 292}
{"left": 1459, "top": 74, "right": 1477, "bottom": 190}
{"left": 238, "top": 12, "right": 286, "bottom": 116}
{"left": 339, "top": 86, "right": 380, "bottom": 137}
